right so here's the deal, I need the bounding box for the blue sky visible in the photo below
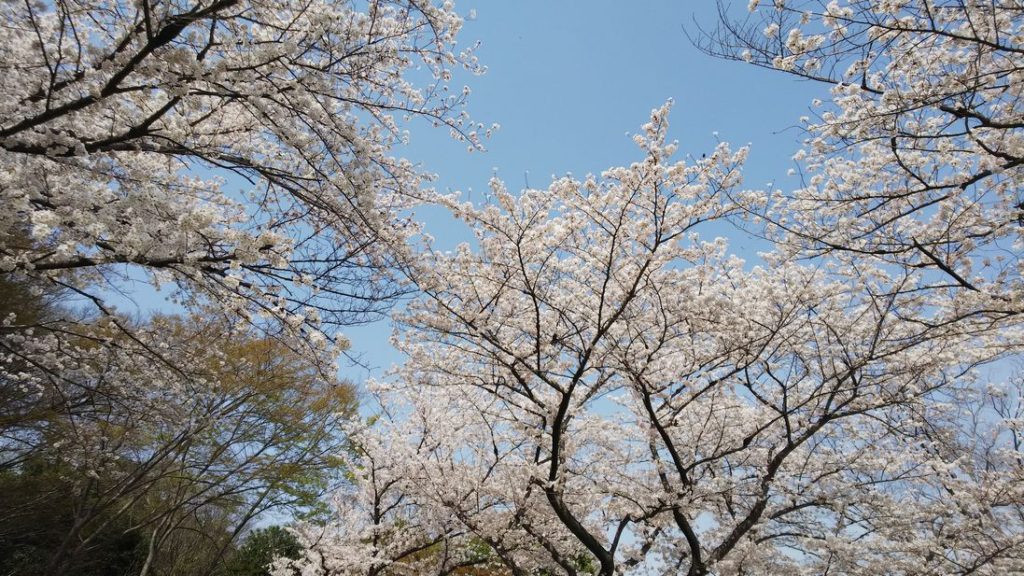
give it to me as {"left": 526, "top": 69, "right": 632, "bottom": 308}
{"left": 342, "top": 1, "right": 829, "bottom": 381}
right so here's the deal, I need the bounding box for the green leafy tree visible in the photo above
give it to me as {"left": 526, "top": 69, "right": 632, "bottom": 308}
{"left": 219, "top": 526, "right": 302, "bottom": 576}
{"left": 0, "top": 276, "right": 357, "bottom": 576}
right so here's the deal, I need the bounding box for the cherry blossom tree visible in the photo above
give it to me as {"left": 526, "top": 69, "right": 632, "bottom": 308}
{"left": 0, "top": 2, "right": 486, "bottom": 572}
{"left": 696, "top": 1, "right": 1024, "bottom": 319}
{"left": 0, "top": 0, "right": 485, "bottom": 358}
{"left": 279, "top": 105, "right": 1024, "bottom": 575}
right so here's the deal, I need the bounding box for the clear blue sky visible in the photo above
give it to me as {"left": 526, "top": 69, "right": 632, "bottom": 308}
{"left": 343, "top": 1, "right": 827, "bottom": 382}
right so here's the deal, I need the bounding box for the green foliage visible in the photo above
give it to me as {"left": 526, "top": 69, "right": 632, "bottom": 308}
{"left": 0, "top": 276, "right": 356, "bottom": 575}
{"left": 0, "top": 464, "right": 304, "bottom": 576}
{"left": 0, "top": 456, "right": 146, "bottom": 576}
{"left": 218, "top": 526, "right": 303, "bottom": 576}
